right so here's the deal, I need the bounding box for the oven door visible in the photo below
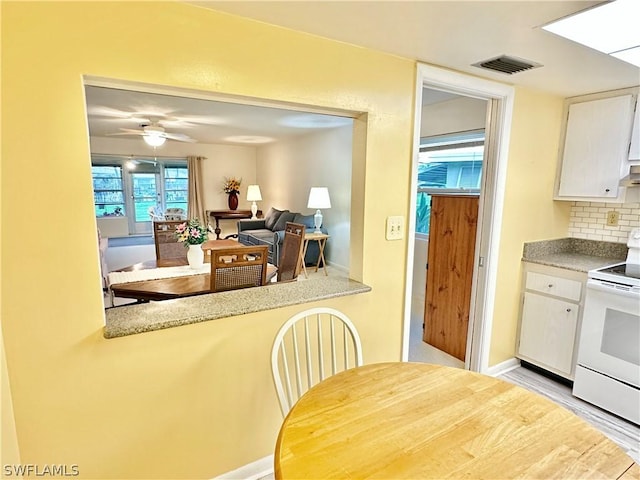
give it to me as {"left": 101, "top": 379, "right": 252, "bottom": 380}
{"left": 577, "top": 280, "right": 640, "bottom": 388}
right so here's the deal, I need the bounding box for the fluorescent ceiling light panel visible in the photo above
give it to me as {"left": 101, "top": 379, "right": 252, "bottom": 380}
{"left": 542, "top": 0, "right": 640, "bottom": 67}
{"left": 612, "top": 46, "right": 640, "bottom": 66}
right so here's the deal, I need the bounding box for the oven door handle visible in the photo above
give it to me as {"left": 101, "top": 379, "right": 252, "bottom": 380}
{"left": 587, "top": 279, "right": 640, "bottom": 299}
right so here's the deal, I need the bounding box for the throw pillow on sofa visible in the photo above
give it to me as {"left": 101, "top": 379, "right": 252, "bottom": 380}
{"left": 273, "top": 211, "right": 296, "bottom": 231}
{"left": 292, "top": 213, "right": 316, "bottom": 229}
{"left": 264, "top": 207, "right": 287, "bottom": 230}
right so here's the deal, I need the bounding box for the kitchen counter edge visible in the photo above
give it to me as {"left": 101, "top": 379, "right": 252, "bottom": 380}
{"left": 522, "top": 238, "right": 626, "bottom": 273}
{"left": 103, "top": 276, "right": 371, "bottom": 339}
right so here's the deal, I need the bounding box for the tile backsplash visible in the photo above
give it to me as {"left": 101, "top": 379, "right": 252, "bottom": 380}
{"left": 569, "top": 201, "right": 640, "bottom": 243}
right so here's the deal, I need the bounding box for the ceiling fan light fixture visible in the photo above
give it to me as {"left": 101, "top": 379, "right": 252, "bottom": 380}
{"left": 143, "top": 134, "right": 166, "bottom": 147}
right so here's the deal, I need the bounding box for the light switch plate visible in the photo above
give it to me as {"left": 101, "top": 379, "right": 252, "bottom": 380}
{"left": 386, "top": 216, "right": 404, "bottom": 240}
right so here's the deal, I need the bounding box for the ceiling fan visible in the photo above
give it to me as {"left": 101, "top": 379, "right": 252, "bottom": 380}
{"left": 108, "top": 120, "right": 196, "bottom": 146}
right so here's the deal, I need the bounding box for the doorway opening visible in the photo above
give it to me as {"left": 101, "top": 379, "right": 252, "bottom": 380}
{"left": 402, "top": 64, "right": 515, "bottom": 373}
{"left": 411, "top": 105, "right": 487, "bottom": 368}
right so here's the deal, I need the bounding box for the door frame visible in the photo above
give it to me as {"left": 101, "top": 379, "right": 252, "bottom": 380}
{"left": 402, "top": 63, "right": 515, "bottom": 373}
{"left": 125, "top": 170, "right": 162, "bottom": 235}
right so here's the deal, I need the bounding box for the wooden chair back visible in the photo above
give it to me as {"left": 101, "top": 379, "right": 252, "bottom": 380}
{"left": 210, "top": 245, "right": 269, "bottom": 292}
{"left": 153, "top": 220, "right": 187, "bottom": 260}
{"left": 271, "top": 307, "right": 363, "bottom": 417}
{"left": 277, "top": 222, "right": 305, "bottom": 282}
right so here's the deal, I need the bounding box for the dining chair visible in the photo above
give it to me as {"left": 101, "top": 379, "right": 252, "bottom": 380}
{"left": 271, "top": 307, "right": 363, "bottom": 416}
{"left": 153, "top": 220, "right": 187, "bottom": 260}
{"left": 209, "top": 245, "right": 269, "bottom": 292}
{"left": 277, "top": 222, "right": 305, "bottom": 282}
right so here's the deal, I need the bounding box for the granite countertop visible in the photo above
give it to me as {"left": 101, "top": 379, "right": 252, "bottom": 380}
{"left": 104, "top": 276, "right": 371, "bottom": 339}
{"left": 522, "top": 238, "right": 627, "bottom": 272}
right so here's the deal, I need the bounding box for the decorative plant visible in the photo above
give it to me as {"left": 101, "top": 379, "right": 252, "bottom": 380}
{"left": 222, "top": 176, "right": 242, "bottom": 194}
{"left": 175, "top": 219, "right": 208, "bottom": 246}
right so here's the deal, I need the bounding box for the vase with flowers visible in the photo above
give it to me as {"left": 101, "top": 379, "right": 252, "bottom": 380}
{"left": 223, "top": 176, "right": 242, "bottom": 210}
{"left": 175, "top": 219, "right": 208, "bottom": 269}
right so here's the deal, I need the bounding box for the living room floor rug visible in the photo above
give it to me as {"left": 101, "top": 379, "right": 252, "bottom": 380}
{"left": 108, "top": 236, "right": 154, "bottom": 247}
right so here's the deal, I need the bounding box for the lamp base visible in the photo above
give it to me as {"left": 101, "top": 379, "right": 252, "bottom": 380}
{"left": 251, "top": 202, "right": 258, "bottom": 220}
{"left": 313, "top": 209, "right": 323, "bottom": 234}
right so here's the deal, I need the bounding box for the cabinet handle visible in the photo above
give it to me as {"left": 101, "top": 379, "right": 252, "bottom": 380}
{"left": 605, "top": 188, "right": 610, "bottom": 193}
{"left": 548, "top": 284, "right": 554, "bottom": 288}
{"left": 566, "top": 308, "right": 572, "bottom": 312}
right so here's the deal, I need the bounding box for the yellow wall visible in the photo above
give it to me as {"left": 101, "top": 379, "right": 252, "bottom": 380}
{"left": 2, "top": 331, "right": 22, "bottom": 474}
{"left": 490, "top": 87, "right": 571, "bottom": 365}
{"left": 1, "top": 2, "right": 413, "bottom": 478}
{"left": 1, "top": 2, "right": 569, "bottom": 478}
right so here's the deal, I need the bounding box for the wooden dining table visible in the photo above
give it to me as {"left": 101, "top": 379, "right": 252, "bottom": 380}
{"left": 109, "top": 240, "right": 276, "bottom": 302}
{"left": 275, "top": 362, "right": 638, "bottom": 479}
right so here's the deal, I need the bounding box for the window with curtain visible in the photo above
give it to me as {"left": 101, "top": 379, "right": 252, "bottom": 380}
{"left": 416, "top": 130, "right": 484, "bottom": 235}
{"left": 164, "top": 166, "right": 188, "bottom": 211}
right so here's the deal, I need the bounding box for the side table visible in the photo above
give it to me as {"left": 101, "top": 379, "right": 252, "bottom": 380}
{"left": 206, "top": 210, "right": 260, "bottom": 240}
{"left": 299, "top": 232, "right": 329, "bottom": 278}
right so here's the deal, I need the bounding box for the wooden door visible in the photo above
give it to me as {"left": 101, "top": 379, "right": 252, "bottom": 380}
{"left": 423, "top": 195, "right": 479, "bottom": 361}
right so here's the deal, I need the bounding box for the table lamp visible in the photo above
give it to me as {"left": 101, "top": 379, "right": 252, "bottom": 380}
{"left": 307, "top": 187, "right": 331, "bottom": 234}
{"left": 247, "top": 184, "right": 262, "bottom": 219}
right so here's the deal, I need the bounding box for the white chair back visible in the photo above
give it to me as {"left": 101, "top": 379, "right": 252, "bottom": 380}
{"left": 164, "top": 207, "right": 186, "bottom": 221}
{"left": 271, "top": 307, "right": 363, "bottom": 417}
{"left": 148, "top": 206, "right": 165, "bottom": 221}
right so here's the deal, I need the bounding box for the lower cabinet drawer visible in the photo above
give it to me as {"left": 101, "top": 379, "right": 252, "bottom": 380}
{"left": 525, "top": 271, "right": 582, "bottom": 301}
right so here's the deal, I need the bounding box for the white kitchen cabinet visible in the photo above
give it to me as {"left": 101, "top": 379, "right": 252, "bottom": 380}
{"left": 517, "top": 263, "right": 586, "bottom": 380}
{"left": 555, "top": 89, "right": 637, "bottom": 202}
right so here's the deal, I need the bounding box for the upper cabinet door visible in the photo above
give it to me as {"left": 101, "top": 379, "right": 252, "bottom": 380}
{"left": 557, "top": 94, "right": 635, "bottom": 200}
{"left": 629, "top": 102, "right": 640, "bottom": 161}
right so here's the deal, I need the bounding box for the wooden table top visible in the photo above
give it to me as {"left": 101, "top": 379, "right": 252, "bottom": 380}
{"left": 110, "top": 240, "right": 275, "bottom": 301}
{"left": 109, "top": 273, "right": 213, "bottom": 301}
{"left": 275, "top": 362, "right": 637, "bottom": 480}
{"left": 206, "top": 209, "right": 255, "bottom": 219}
{"left": 304, "top": 232, "right": 329, "bottom": 240}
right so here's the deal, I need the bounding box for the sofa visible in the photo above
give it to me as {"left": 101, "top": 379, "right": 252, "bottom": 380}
{"left": 237, "top": 207, "right": 326, "bottom": 267}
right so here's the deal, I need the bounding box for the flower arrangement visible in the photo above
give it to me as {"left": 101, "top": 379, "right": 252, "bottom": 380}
{"left": 175, "top": 219, "right": 208, "bottom": 246}
{"left": 222, "top": 176, "right": 242, "bottom": 194}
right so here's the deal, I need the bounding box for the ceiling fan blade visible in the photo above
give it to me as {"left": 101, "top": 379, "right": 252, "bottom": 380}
{"left": 87, "top": 106, "right": 136, "bottom": 118}
{"left": 105, "top": 128, "right": 146, "bottom": 137}
{"left": 164, "top": 132, "right": 197, "bottom": 142}
{"left": 162, "top": 115, "right": 225, "bottom": 127}
{"left": 106, "top": 132, "right": 145, "bottom": 137}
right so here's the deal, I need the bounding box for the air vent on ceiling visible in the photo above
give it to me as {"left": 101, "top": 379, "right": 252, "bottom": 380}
{"left": 472, "top": 55, "right": 542, "bottom": 75}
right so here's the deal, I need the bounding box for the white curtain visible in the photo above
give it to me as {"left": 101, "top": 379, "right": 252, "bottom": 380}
{"left": 187, "top": 156, "right": 207, "bottom": 226}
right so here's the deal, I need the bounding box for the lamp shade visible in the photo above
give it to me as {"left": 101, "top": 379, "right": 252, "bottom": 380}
{"left": 247, "top": 184, "right": 262, "bottom": 201}
{"left": 307, "top": 187, "right": 331, "bottom": 209}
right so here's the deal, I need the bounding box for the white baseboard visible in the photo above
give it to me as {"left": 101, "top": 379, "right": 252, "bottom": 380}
{"left": 213, "top": 455, "right": 274, "bottom": 480}
{"left": 485, "top": 357, "right": 520, "bottom": 377}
